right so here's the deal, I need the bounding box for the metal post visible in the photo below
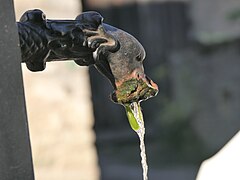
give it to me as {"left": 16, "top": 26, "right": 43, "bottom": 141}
{"left": 0, "top": 0, "right": 35, "bottom": 179}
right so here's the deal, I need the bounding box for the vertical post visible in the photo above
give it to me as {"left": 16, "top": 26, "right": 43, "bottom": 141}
{"left": 0, "top": 0, "right": 35, "bottom": 179}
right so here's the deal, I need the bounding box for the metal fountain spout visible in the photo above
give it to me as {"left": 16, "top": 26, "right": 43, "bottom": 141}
{"left": 17, "top": 9, "right": 158, "bottom": 104}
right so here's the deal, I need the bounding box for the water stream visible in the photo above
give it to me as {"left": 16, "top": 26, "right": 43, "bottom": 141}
{"left": 125, "top": 102, "right": 148, "bottom": 180}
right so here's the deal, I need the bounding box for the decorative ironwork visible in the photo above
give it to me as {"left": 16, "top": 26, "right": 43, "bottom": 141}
{"left": 17, "top": 9, "right": 158, "bottom": 103}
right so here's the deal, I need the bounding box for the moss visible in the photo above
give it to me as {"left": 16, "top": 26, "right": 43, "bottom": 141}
{"left": 114, "top": 78, "right": 158, "bottom": 104}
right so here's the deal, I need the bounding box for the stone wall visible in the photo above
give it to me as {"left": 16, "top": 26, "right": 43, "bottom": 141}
{"left": 190, "top": 0, "right": 240, "bottom": 43}
{"left": 170, "top": 42, "right": 240, "bottom": 154}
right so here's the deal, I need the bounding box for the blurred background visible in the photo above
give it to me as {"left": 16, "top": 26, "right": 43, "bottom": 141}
{"left": 14, "top": 0, "right": 240, "bottom": 179}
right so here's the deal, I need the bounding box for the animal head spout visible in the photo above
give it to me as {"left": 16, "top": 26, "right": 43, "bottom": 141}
{"left": 84, "top": 22, "right": 158, "bottom": 104}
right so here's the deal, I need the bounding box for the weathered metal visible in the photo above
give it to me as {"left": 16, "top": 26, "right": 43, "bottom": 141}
{"left": 17, "top": 9, "right": 158, "bottom": 103}
{"left": 18, "top": 9, "right": 116, "bottom": 71}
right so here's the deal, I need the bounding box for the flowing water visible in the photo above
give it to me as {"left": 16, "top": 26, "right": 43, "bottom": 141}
{"left": 125, "top": 102, "right": 148, "bottom": 180}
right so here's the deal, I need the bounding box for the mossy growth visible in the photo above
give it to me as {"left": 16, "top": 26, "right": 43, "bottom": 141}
{"left": 112, "top": 78, "right": 157, "bottom": 104}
